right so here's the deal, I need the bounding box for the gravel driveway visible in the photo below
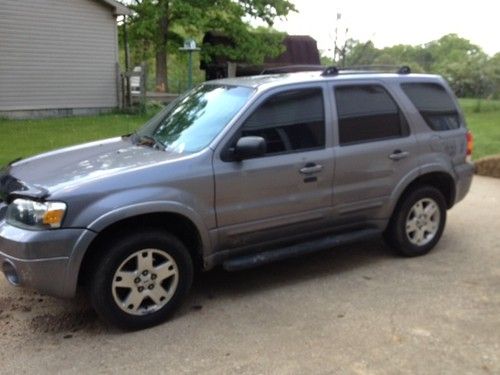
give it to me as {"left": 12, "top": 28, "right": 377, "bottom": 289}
{"left": 0, "top": 176, "right": 499, "bottom": 374}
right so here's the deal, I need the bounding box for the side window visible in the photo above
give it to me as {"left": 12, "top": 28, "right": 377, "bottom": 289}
{"left": 241, "top": 88, "right": 325, "bottom": 155}
{"left": 335, "top": 85, "right": 408, "bottom": 145}
{"left": 401, "top": 83, "right": 461, "bottom": 131}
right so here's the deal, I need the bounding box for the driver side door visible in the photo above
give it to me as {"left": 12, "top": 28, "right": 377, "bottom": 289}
{"left": 212, "top": 85, "right": 335, "bottom": 251}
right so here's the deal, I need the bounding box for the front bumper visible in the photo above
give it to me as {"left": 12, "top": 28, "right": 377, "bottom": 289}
{"left": 0, "top": 216, "right": 95, "bottom": 298}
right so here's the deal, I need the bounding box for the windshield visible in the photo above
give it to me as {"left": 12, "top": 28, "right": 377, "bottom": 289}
{"left": 136, "top": 84, "right": 254, "bottom": 153}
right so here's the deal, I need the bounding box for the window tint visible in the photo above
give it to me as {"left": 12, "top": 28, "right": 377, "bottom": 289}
{"left": 241, "top": 88, "right": 325, "bottom": 155}
{"left": 401, "top": 83, "right": 461, "bottom": 131}
{"left": 335, "top": 85, "right": 407, "bottom": 145}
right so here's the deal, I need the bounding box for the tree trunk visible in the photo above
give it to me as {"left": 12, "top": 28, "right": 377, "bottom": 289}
{"left": 155, "top": 1, "right": 169, "bottom": 92}
{"left": 155, "top": 49, "right": 167, "bottom": 92}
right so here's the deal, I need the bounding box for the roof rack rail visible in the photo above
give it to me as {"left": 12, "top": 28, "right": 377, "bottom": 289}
{"left": 321, "top": 65, "right": 411, "bottom": 76}
{"left": 321, "top": 66, "right": 339, "bottom": 76}
{"left": 261, "top": 65, "right": 325, "bottom": 75}
{"left": 397, "top": 65, "right": 411, "bottom": 74}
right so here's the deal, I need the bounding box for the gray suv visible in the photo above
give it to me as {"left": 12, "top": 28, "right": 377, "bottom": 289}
{"left": 0, "top": 67, "right": 474, "bottom": 329}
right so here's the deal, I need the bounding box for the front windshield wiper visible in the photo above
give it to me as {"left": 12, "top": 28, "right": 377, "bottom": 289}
{"left": 136, "top": 134, "right": 166, "bottom": 151}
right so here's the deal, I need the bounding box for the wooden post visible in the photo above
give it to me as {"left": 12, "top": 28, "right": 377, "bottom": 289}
{"left": 227, "top": 62, "right": 237, "bottom": 78}
{"left": 122, "top": 17, "right": 132, "bottom": 109}
{"left": 122, "top": 74, "right": 127, "bottom": 109}
{"left": 140, "top": 62, "right": 147, "bottom": 112}
{"left": 116, "top": 62, "right": 123, "bottom": 110}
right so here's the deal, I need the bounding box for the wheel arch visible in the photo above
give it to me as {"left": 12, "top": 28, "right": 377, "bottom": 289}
{"left": 75, "top": 203, "right": 211, "bottom": 287}
{"left": 389, "top": 168, "right": 456, "bottom": 223}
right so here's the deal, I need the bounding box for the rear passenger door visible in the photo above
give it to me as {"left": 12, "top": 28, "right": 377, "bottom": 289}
{"left": 330, "top": 82, "right": 420, "bottom": 222}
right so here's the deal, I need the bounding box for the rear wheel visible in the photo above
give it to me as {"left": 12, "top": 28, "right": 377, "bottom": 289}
{"left": 88, "top": 230, "right": 193, "bottom": 330}
{"left": 385, "top": 186, "right": 447, "bottom": 257}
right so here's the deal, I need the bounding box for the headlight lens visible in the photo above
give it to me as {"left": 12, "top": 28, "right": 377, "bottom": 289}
{"left": 6, "top": 198, "right": 67, "bottom": 230}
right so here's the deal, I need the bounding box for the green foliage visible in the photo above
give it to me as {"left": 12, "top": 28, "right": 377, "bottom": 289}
{"left": 336, "top": 34, "right": 499, "bottom": 98}
{"left": 122, "top": 0, "right": 295, "bottom": 92}
{"left": 342, "top": 40, "right": 380, "bottom": 67}
{"left": 320, "top": 55, "right": 333, "bottom": 67}
{"left": 238, "top": 0, "right": 296, "bottom": 25}
{"left": 200, "top": 27, "right": 286, "bottom": 65}
{"left": 427, "top": 34, "right": 491, "bottom": 97}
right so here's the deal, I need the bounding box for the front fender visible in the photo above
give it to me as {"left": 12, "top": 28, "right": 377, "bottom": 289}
{"left": 87, "top": 200, "right": 212, "bottom": 253}
{"left": 63, "top": 200, "right": 213, "bottom": 297}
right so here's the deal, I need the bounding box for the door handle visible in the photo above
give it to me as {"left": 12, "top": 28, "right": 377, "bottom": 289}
{"left": 299, "top": 163, "right": 323, "bottom": 175}
{"left": 389, "top": 150, "right": 409, "bottom": 161}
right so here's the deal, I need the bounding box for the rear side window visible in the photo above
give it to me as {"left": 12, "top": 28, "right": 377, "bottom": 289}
{"left": 242, "top": 88, "right": 325, "bottom": 155}
{"left": 335, "top": 85, "right": 408, "bottom": 145}
{"left": 401, "top": 83, "right": 461, "bottom": 131}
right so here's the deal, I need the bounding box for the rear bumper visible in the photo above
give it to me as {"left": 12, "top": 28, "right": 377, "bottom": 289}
{"left": 454, "top": 162, "right": 474, "bottom": 205}
{"left": 0, "top": 219, "right": 95, "bottom": 298}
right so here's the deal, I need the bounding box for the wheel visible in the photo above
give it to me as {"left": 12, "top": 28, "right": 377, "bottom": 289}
{"left": 88, "top": 230, "right": 193, "bottom": 330}
{"left": 385, "top": 186, "right": 447, "bottom": 257}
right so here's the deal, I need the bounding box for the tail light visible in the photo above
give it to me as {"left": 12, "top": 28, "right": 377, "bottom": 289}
{"left": 466, "top": 130, "right": 474, "bottom": 159}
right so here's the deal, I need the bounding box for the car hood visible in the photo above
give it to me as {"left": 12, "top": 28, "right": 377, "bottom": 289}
{"left": 4, "top": 137, "right": 184, "bottom": 196}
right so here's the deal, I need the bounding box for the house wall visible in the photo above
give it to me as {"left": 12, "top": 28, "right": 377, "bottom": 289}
{"left": 0, "top": 0, "right": 120, "bottom": 118}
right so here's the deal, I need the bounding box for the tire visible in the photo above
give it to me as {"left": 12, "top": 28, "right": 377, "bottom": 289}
{"left": 88, "top": 230, "right": 193, "bottom": 330}
{"left": 385, "top": 186, "right": 447, "bottom": 257}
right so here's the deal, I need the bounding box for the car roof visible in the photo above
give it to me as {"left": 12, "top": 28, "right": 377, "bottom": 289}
{"left": 207, "top": 71, "right": 444, "bottom": 90}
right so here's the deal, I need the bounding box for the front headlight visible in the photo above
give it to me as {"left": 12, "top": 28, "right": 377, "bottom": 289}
{"left": 6, "top": 198, "right": 67, "bottom": 230}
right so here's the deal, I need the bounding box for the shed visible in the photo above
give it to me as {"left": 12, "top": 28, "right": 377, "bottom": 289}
{"left": 201, "top": 33, "right": 321, "bottom": 80}
{"left": 0, "top": 0, "right": 131, "bottom": 119}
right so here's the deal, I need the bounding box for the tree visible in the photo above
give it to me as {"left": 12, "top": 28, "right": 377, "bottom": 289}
{"left": 342, "top": 39, "right": 379, "bottom": 67}
{"left": 126, "top": 0, "right": 295, "bottom": 92}
{"left": 486, "top": 53, "right": 500, "bottom": 99}
{"left": 428, "top": 34, "right": 492, "bottom": 97}
{"left": 330, "top": 33, "right": 498, "bottom": 98}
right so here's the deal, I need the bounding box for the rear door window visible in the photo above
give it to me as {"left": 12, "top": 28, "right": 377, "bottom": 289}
{"left": 334, "top": 85, "right": 409, "bottom": 145}
{"left": 401, "top": 83, "right": 462, "bottom": 131}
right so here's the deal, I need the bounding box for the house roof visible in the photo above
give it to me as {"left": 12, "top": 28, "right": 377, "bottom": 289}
{"left": 97, "top": 0, "right": 132, "bottom": 16}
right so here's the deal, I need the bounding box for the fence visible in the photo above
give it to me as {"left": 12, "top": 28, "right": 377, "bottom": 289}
{"left": 120, "top": 62, "right": 147, "bottom": 110}
{"left": 120, "top": 63, "right": 179, "bottom": 110}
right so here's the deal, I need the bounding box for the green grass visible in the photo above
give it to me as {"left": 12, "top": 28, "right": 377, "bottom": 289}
{"left": 0, "top": 99, "right": 499, "bottom": 166}
{"left": 464, "top": 112, "right": 500, "bottom": 160}
{"left": 0, "top": 112, "right": 152, "bottom": 166}
{"left": 460, "top": 98, "right": 500, "bottom": 114}
{"left": 459, "top": 99, "right": 500, "bottom": 160}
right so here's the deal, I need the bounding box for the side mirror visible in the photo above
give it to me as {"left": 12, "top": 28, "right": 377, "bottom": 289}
{"left": 233, "top": 136, "right": 266, "bottom": 161}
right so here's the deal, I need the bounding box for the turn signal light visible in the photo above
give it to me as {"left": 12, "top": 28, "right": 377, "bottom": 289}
{"left": 466, "top": 131, "right": 474, "bottom": 157}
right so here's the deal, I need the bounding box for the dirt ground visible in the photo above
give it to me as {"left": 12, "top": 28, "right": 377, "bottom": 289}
{"left": 0, "top": 176, "right": 499, "bottom": 374}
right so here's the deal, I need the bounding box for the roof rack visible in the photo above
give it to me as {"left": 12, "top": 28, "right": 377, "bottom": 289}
{"left": 260, "top": 65, "right": 325, "bottom": 75}
{"left": 321, "top": 65, "right": 411, "bottom": 76}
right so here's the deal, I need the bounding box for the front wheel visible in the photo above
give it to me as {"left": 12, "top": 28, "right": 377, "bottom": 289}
{"left": 385, "top": 186, "right": 447, "bottom": 257}
{"left": 88, "top": 230, "right": 193, "bottom": 330}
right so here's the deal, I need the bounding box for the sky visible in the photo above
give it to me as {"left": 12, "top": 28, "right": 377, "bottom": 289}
{"left": 267, "top": 0, "right": 499, "bottom": 56}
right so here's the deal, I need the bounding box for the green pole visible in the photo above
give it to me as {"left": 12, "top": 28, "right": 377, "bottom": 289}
{"left": 180, "top": 40, "right": 199, "bottom": 90}
{"left": 188, "top": 51, "right": 193, "bottom": 89}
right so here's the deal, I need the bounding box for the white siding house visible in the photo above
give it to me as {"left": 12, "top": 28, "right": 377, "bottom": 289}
{"left": 0, "top": 0, "right": 130, "bottom": 118}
